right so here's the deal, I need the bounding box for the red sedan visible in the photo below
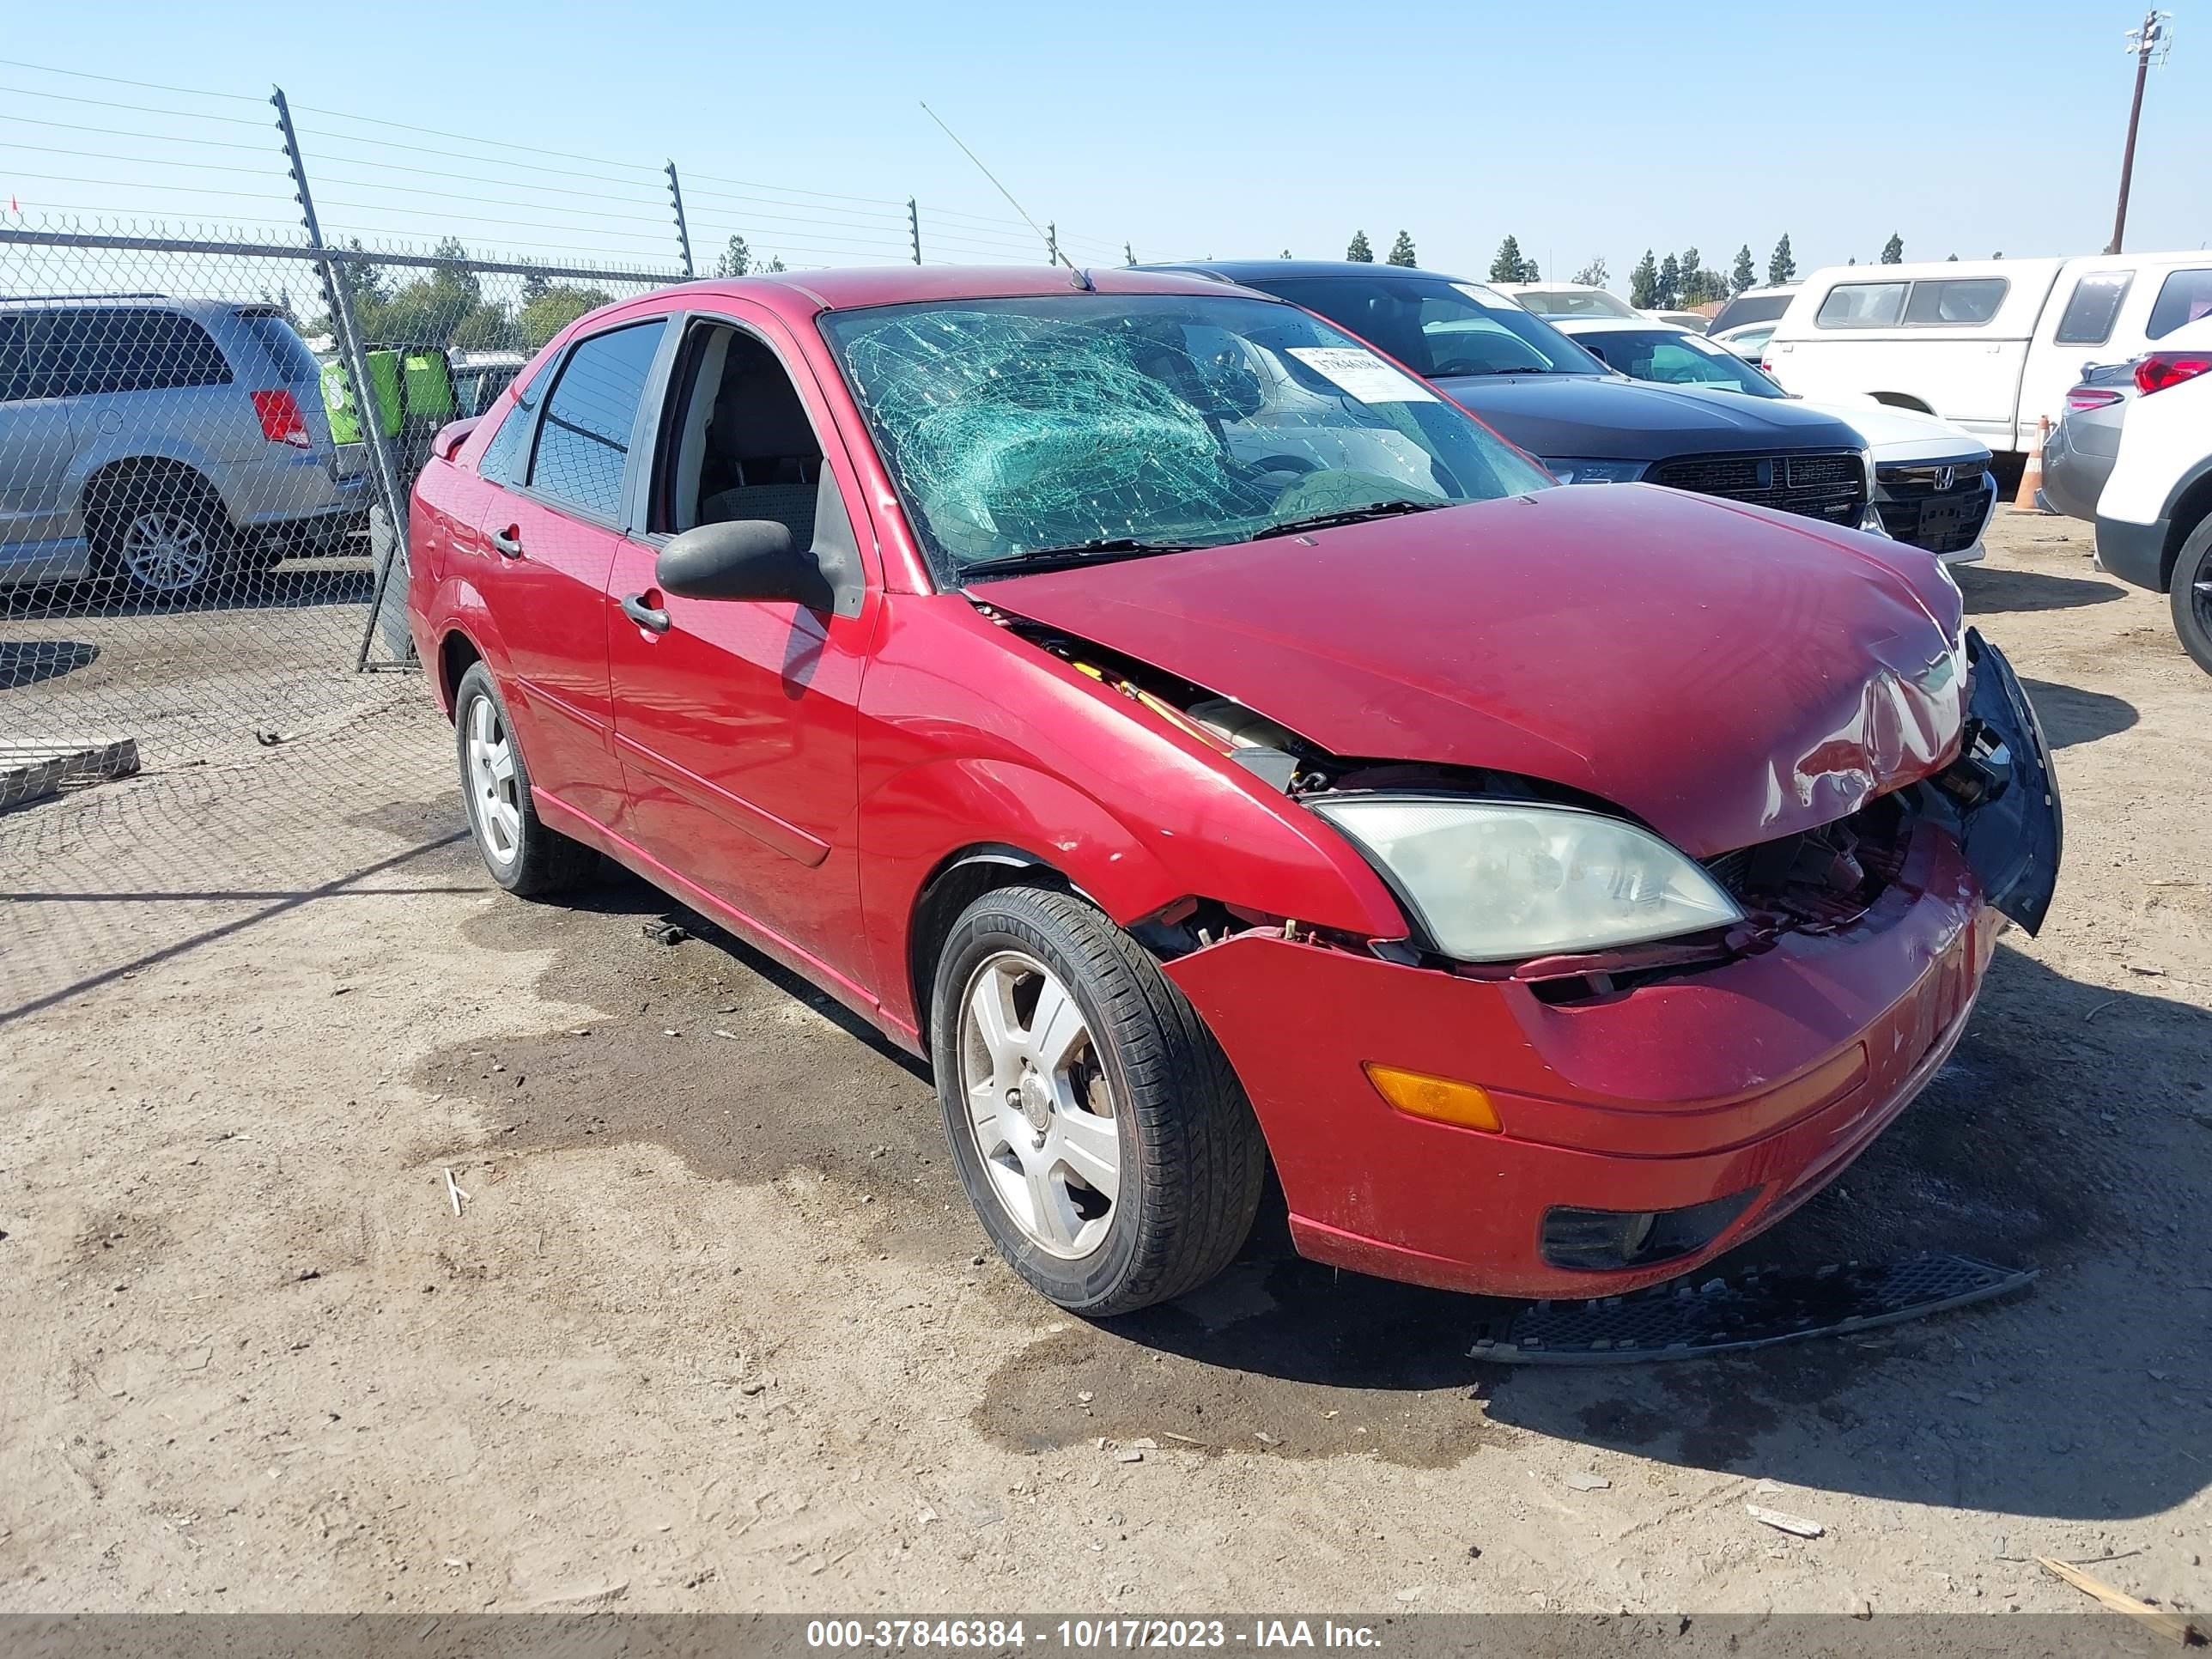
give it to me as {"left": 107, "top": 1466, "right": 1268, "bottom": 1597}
{"left": 406, "top": 266, "right": 2061, "bottom": 1315}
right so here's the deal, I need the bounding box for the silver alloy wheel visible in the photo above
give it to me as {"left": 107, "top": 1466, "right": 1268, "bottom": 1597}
{"left": 465, "top": 693, "right": 523, "bottom": 868}
{"left": 118, "top": 507, "right": 215, "bottom": 593}
{"left": 957, "top": 950, "right": 1120, "bottom": 1259}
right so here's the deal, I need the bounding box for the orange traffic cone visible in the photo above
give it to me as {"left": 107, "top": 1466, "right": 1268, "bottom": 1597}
{"left": 2014, "top": 416, "right": 2051, "bottom": 512}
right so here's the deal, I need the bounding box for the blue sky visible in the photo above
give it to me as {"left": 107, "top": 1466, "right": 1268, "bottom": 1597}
{"left": 3, "top": 0, "right": 2205, "bottom": 283}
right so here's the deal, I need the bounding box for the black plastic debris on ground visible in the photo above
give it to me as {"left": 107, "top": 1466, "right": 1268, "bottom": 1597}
{"left": 642, "top": 921, "right": 690, "bottom": 945}
{"left": 1468, "top": 1252, "right": 2039, "bottom": 1365}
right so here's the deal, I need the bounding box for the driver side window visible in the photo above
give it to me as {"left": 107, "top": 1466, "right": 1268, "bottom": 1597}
{"left": 656, "top": 320, "right": 830, "bottom": 547}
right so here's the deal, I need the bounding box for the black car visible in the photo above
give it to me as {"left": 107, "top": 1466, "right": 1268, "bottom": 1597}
{"left": 1154, "top": 261, "right": 1874, "bottom": 530}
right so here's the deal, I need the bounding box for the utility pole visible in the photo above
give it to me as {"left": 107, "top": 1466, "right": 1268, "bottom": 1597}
{"left": 665, "top": 161, "right": 696, "bottom": 277}
{"left": 908, "top": 198, "right": 921, "bottom": 265}
{"left": 2109, "top": 9, "right": 2172, "bottom": 254}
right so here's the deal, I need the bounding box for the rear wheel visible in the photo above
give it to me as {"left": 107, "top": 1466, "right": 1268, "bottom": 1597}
{"left": 2169, "top": 515, "right": 2212, "bottom": 677}
{"left": 453, "top": 663, "right": 597, "bottom": 896}
{"left": 88, "top": 471, "right": 230, "bottom": 599}
{"left": 931, "top": 885, "right": 1266, "bottom": 1316}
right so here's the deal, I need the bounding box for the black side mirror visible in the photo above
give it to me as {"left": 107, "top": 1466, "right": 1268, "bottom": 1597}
{"left": 656, "top": 520, "right": 830, "bottom": 608}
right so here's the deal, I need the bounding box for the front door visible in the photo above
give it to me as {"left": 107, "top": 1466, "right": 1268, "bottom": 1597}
{"left": 603, "top": 311, "right": 877, "bottom": 994}
{"left": 477, "top": 317, "right": 668, "bottom": 830}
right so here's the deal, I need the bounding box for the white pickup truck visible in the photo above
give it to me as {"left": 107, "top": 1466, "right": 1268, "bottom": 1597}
{"left": 1761, "top": 252, "right": 2212, "bottom": 461}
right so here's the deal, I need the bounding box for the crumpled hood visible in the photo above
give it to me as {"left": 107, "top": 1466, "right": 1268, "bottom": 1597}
{"left": 978, "top": 484, "right": 1968, "bottom": 859}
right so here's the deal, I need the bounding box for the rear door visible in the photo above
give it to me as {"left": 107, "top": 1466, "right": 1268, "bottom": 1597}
{"left": 0, "top": 311, "right": 84, "bottom": 566}
{"left": 474, "top": 315, "right": 669, "bottom": 830}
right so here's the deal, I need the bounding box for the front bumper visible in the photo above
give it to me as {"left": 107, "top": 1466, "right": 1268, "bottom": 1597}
{"left": 1169, "top": 830, "right": 1999, "bottom": 1298}
{"left": 1164, "top": 636, "right": 2058, "bottom": 1301}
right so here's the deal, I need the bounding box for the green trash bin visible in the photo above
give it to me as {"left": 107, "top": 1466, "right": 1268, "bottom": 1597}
{"left": 319, "top": 347, "right": 457, "bottom": 446}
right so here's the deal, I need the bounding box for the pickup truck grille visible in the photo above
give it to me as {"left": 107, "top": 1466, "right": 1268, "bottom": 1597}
{"left": 1648, "top": 451, "right": 1867, "bottom": 526}
{"left": 1873, "top": 462, "right": 1994, "bottom": 556}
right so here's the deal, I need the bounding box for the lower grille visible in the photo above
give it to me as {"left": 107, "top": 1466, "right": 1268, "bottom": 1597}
{"left": 1649, "top": 450, "right": 1867, "bottom": 526}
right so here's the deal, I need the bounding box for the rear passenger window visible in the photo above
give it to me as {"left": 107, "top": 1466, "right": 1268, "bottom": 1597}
{"left": 476, "top": 384, "right": 537, "bottom": 485}
{"left": 2148, "top": 267, "right": 2212, "bottom": 339}
{"left": 1815, "top": 283, "right": 1908, "bottom": 328}
{"left": 1902, "top": 278, "right": 2007, "bottom": 326}
{"left": 528, "top": 321, "right": 665, "bottom": 520}
{"left": 40, "top": 307, "right": 233, "bottom": 396}
{"left": 2054, "top": 272, "right": 2132, "bottom": 345}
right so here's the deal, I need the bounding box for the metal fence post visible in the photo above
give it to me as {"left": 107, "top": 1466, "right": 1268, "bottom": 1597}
{"left": 666, "top": 161, "right": 696, "bottom": 278}
{"left": 908, "top": 198, "right": 921, "bottom": 265}
{"left": 270, "top": 86, "right": 416, "bottom": 671}
{"left": 1046, "top": 222, "right": 1058, "bottom": 267}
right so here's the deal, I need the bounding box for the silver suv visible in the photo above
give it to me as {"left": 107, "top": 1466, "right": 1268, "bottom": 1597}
{"left": 1, "top": 293, "right": 368, "bottom": 597}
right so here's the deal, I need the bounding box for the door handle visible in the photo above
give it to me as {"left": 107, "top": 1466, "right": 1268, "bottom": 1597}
{"left": 490, "top": 525, "right": 523, "bottom": 559}
{"left": 622, "top": 592, "right": 671, "bottom": 634}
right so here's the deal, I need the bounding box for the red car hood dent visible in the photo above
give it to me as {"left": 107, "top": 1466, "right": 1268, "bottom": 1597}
{"left": 978, "top": 486, "right": 1966, "bottom": 860}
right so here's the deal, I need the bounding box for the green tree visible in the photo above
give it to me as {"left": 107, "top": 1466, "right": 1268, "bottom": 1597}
{"left": 1947, "top": 252, "right": 1960, "bottom": 261}
{"left": 1656, "top": 252, "right": 1681, "bottom": 309}
{"left": 1279, "top": 248, "right": 1293, "bottom": 258}
{"left": 1880, "top": 232, "right": 1905, "bottom": 264}
{"left": 1572, "top": 256, "right": 1608, "bottom": 288}
{"left": 1628, "top": 248, "right": 1660, "bottom": 307}
{"left": 1346, "top": 230, "right": 1374, "bottom": 263}
{"left": 1490, "top": 235, "right": 1530, "bottom": 283}
{"left": 715, "top": 234, "right": 751, "bottom": 278}
{"left": 1386, "top": 230, "right": 1418, "bottom": 267}
{"left": 1767, "top": 234, "right": 1796, "bottom": 287}
{"left": 1676, "top": 247, "right": 1704, "bottom": 304}
{"left": 1730, "top": 245, "right": 1756, "bottom": 295}
{"left": 518, "top": 284, "right": 612, "bottom": 349}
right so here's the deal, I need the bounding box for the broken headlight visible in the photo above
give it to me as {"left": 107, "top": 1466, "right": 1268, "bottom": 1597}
{"left": 1310, "top": 797, "right": 1744, "bottom": 961}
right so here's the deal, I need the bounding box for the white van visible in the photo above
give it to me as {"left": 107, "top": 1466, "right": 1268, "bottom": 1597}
{"left": 1762, "top": 252, "right": 2212, "bottom": 459}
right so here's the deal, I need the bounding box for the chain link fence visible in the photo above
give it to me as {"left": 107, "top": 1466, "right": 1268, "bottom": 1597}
{"left": 1, "top": 65, "right": 1175, "bottom": 1017}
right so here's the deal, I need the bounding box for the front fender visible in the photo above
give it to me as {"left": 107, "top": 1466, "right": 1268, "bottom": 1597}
{"left": 857, "top": 757, "right": 1188, "bottom": 1035}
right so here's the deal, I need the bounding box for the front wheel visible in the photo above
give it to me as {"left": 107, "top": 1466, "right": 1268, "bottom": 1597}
{"left": 931, "top": 886, "right": 1267, "bottom": 1316}
{"left": 2169, "top": 515, "right": 2212, "bottom": 677}
{"left": 88, "top": 474, "right": 230, "bottom": 599}
{"left": 452, "top": 663, "right": 598, "bottom": 896}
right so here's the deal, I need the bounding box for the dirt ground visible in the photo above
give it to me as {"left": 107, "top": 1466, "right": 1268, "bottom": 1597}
{"left": 3, "top": 508, "right": 2209, "bottom": 1617}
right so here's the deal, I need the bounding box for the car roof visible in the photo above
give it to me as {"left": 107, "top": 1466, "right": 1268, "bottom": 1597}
{"left": 1492, "top": 283, "right": 1601, "bottom": 295}
{"left": 1149, "top": 258, "right": 1472, "bottom": 285}
{"left": 0, "top": 292, "right": 234, "bottom": 315}
{"left": 1549, "top": 316, "right": 1693, "bottom": 334}
{"left": 671, "top": 264, "right": 1242, "bottom": 314}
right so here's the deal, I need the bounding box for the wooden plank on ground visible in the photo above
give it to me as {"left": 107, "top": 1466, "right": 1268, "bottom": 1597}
{"left": 0, "top": 739, "right": 141, "bottom": 811}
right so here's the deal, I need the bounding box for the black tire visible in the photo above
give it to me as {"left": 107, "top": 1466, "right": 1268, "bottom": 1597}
{"left": 452, "top": 662, "right": 597, "bottom": 896}
{"left": 2168, "top": 514, "right": 2212, "bottom": 677}
{"left": 368, "top": 503, "right": 415, "bottom": 661}
{"left": 930, "top": 885, "right": 1267, "bottom": 1316}
{"left": 86, "top": 469, "right": 232, "bottom": 600}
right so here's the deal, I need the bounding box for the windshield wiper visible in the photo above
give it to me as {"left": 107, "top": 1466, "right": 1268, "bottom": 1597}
{"left": 1443, "top": 364, "right": 1553, "bottom": 377}
{"left": 1251, "top": 499, "right": 1449, "bottom": 540}
{"left": 963, "top": 537, "right": 1206, "bottom": 577}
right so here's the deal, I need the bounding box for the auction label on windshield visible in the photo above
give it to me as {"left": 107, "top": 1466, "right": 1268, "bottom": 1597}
{"left": 1287, "top": 347, "right": 1437, "bottom": 404}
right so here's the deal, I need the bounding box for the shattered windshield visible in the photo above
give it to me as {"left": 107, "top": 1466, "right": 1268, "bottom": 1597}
{"left": 818, "top": 294, "right": 1555, "bottom": 574}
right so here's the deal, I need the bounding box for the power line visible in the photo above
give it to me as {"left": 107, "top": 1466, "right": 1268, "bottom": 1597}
{"left": 295, "top": 125, "right": 653, "bottom": 191}
{"left": 0, "top": 112, "right": 281, "bottom": 153}
{"left": 291, "top": 100, "right": 659, "bottom": 174}
{"left": 0, "top": 56, "right": 261, "bottom": 101}
{"left": 0, "top": 82, "right": 271, "bottom": 127}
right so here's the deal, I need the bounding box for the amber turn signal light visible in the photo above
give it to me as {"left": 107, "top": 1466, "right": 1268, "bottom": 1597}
{"left": 1363, "top": 1063, "right": 1502, "bottom": 1132}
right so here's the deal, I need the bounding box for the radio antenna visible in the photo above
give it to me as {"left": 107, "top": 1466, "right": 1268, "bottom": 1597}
{"left": 919, "top": 100, "right": 1073, "bottom": 268}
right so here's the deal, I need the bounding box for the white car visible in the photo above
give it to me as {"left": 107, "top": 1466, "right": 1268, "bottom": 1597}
{"left": 1489, "top": 282, "right": 1644, "bottom": 321}
{"left": 1711, "top": 320, "right": 1778, "bottom": 360}
{"left": 1552, "top": 315, "right": 1996, "bottom": 564}
{"left": 2094, "top": 315, "right": 2212, "bottom": 672}
{"left": 1639, "top": 309, "right": 1712, "bottom": 333}
{"left": 1762, "top": 252, "right": 2212, "bottom": 463}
